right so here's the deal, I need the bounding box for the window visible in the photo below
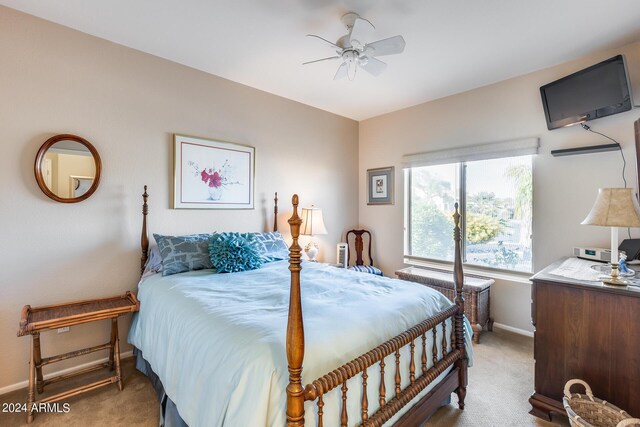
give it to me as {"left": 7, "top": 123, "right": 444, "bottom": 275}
{"left": 405, "top": 155, "right": 533, "bottom": 273}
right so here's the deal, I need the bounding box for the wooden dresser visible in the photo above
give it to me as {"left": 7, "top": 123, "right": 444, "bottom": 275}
{"left": 530, "top": 260, "right": 640, "bottom": 420}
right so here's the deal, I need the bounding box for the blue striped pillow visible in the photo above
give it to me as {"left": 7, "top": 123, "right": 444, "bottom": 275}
{"left": 348, "top": 265, "right": 383, "bottom": 276}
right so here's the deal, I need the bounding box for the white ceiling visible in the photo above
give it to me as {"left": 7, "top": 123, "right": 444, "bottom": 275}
{"left": 3, "top": 0, "right": 640, "bottom": 120}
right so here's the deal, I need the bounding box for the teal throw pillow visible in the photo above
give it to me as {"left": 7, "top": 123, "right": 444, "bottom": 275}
{"left": 209, "top": 232, "right": 266, "bottom": 273}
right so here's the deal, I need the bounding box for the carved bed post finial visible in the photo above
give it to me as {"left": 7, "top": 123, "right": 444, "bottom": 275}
{"left": 141, "top": 186, "right": 149, "bottom": 275}
{"left": 452, "top": 203, "right": 467, "bottom": 409}
{"left": 286, "top": 194, "right": 305, "bottom": 426}
{"left": 274, "top": 192, "right": 279, "bottom": 233}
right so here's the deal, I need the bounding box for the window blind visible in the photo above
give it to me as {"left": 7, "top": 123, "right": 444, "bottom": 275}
{"left": 401, "top": 137, "right": 540, "bottom": 168}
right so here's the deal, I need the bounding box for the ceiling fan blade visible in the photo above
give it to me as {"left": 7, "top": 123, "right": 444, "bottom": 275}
{"left": 365, "top": 35, "right": 406, "bottom": 57}
{"left": 360, "top": 57, "right": 387, "bottom": 76}
{"left": 349, "top": 17, "right": 374, "bottom": 47}
{"left": 302, "top": 56, "right": 341, "bottom": 65}
{"left": 306, "top": 34, "right": 341, "bottom": 50}
{"left": 334, "top": 62, "right": 348, "bottom": 80}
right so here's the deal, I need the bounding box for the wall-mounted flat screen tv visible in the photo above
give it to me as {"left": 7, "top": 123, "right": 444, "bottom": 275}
{"left": 540, "top": 55, "right": 633, "bottom": 130}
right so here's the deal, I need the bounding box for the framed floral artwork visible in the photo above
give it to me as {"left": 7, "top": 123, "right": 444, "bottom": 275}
{"left": 367, "top": 166, "right": 394, "bottom": 205}
{"left": 173, "top": 134, "right": 254, "bottom": 209}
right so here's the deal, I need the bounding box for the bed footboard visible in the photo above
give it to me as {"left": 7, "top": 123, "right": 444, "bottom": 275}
{"left": 286, "top": 195, "right": 468, "bottom": 426}
{"left": 305, "top": 306, "right": 461, "bottom": 426}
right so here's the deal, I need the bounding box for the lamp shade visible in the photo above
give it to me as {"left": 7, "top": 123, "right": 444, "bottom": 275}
{"left": 581, "top": 188, "right": 640, "bottom": 227}
{"left": 300, "top": 207, "right": 328, "bottom": 236}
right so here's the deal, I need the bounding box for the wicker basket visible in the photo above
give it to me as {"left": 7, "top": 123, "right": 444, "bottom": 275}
{"left": 563, "top": 380, "right": 640, "bottom": 427}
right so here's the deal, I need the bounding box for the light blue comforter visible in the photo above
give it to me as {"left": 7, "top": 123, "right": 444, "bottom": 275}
{"left": 128, "top": 261, "right": 473, "bottom": 427}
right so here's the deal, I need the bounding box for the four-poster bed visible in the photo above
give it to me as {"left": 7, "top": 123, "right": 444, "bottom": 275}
{"left": 134, "top": 187, "right": 469, "bottom": 426}
{"left": 284, "top": 195, "right": 468, "bottom": 426}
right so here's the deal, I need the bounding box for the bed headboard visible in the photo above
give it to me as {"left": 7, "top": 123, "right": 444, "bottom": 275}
{"left": 139, "top": 186, "right": 280, "bottom": 275}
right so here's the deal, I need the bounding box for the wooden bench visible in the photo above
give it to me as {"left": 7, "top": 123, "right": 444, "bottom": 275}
{"left": 396, "top": 266, "right": 494, "bottom": 344}
{"left": 17, "top": 292, "right": 139, "bottom": 423}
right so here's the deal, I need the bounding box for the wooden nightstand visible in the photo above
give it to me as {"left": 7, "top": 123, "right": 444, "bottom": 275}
{"left": 17, "top": 292, "right": 139, "bottom": 423}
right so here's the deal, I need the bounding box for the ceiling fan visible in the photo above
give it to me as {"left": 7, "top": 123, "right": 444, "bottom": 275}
{"left": 303, "top": 12, "right": 406, "bottom": 81}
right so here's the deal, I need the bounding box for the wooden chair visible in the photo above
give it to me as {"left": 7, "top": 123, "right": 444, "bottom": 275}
{"left": 346, "top": 229, "right": 383, "bottom": 276}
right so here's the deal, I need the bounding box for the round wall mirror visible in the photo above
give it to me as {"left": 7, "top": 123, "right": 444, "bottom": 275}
{"left": 34, "top": 134, "right": 102, "bottom": 203}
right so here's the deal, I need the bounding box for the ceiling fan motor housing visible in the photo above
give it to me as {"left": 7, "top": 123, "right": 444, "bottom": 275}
{"left": 343, "top": 50, "right": 358, "bottom": 63}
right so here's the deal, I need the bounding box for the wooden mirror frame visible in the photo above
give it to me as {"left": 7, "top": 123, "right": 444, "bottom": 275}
{"left": 34, "top": 134, "right": 102, "bottom": 203}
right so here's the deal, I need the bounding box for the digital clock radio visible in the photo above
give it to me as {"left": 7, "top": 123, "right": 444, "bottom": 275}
{"left": 573, "top": 247, "right": 610, "bottom": 263}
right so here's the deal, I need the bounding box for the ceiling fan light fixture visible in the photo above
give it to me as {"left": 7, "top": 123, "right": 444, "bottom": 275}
{"left": 351, "top": 39, "right": 363, "bottom": 50}
{"left": 303, "top": 12, "right": 405, "bottom": 81}
{"left": 344, "top": 50, "right": 357, "bottom": 62}
{"left": 347, "top": 62, "right": 357, "bottom": 81}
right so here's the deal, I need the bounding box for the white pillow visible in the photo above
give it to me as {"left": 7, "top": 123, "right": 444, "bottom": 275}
{"left": 142, "top": 245, "right": 163, "bottom": 278}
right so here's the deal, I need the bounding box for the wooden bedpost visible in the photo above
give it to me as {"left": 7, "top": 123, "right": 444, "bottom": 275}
{"left": 634, "top": 118, "right": 640, "bottom": 194}
{"left": 141, "top": 185, "right": 149, "bottom": 275}
{"left": 287, "top": 194, "right": 305, "bottom": 426}
{"left": 274, "top": 192, "right": 279, "bottom": 233}
{"left": 453, "top": 203, "right": 468, "bottom": 409}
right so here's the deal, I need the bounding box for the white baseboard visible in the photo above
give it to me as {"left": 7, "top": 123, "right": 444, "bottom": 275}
{"left": 0, "top": 350, "right": 133, "bottom": 396}
{"left": 492, "top": 322, "right": 534, "bottom": 337}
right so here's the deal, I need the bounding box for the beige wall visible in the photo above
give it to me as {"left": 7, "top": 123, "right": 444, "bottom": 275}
{"left": 360, "top": 40, "right": 640, "bottom": 333}
{"left": 2, "top": 2, "right": 639, "bottom": 393}
{"left": 0, "top": 7, "right": 358, "bottom": 391}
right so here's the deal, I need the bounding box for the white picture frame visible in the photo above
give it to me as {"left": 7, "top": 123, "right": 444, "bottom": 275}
{"left": 173, "top": 134, "right": 255, "bottom": 209}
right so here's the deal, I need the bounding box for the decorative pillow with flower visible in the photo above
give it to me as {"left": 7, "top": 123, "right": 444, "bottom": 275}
{"left": 208, "top": 232, "right": 266, "bottom": 273}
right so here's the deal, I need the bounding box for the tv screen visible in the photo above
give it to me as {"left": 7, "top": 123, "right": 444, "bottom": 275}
{"left": 540, "top": 55, "right": 632, "bottom": 130}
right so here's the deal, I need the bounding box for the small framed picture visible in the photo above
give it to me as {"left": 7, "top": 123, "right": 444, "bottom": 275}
{"left": 367, "top": 166, "right": 394, "bottom": 205}
{"left": 173, "top": 134, "right": 254, "bottom": 209}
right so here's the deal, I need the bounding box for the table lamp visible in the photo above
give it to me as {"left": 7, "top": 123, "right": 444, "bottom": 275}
{"left": 581, "top": 188, "right": 640, "bottom": 269}
{"left": 300, "top": 206, "right": 328, "bottom": 262}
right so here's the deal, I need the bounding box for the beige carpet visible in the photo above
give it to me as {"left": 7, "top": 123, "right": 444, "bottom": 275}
{"left": 0, "top": 359, "right": 159, "bottom": 427}
{"left": 426, "top": 329, "right": 568, "bottom": 427}
{"left": 0, "top": 329, "right": 568, "bottom": 427}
